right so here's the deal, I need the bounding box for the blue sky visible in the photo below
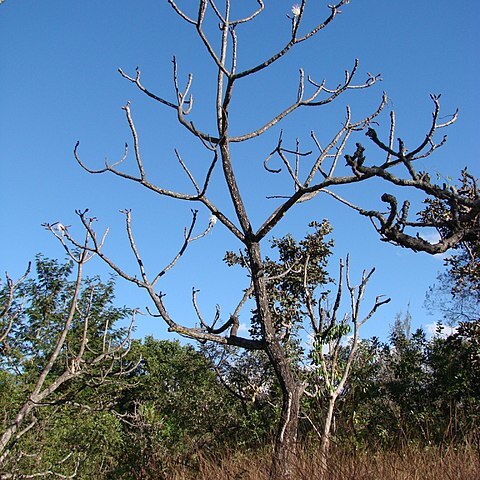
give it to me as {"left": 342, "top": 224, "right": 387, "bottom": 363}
{"left": 1, "top": 1, "right": 479, "bottom": 342}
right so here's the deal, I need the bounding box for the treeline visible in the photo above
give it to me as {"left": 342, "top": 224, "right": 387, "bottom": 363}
{"left": 0, "top": 257, "right": 478, "bottom": 479}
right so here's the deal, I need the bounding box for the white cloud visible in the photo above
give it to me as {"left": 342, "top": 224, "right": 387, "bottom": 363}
{"left": 425, "top": 322, "right": 457, "bottom": 338}
{"left": 237, "top": 322, "right": 249, "bottom": 334}
{"left": 419, "top": 230, "right": 441, "bottom": 243}
{"left": 418, "top": 230, "right": 447, "bottom": 260}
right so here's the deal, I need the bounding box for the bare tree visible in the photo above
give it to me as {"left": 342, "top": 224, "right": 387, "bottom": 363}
{"left": 305, "top": 256, "right": 390, "bottom": 469}
{"left": 66, "top": 1, "right": 479, "bottom": 477}
{"left": 0, "top": 225, "right": 136, "bottom": 475}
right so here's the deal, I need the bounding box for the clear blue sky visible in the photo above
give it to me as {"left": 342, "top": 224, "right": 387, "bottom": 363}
{"left": 1, "top": 1, "right": 479, "bottom": 341}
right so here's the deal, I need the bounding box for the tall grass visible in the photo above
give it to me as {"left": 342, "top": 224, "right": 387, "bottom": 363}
{"left": 169, "top": 443, "right": 479, "bottom": 480}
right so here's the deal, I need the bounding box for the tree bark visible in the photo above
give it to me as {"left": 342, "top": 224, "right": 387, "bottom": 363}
{"left": 218, "top": 106, "right": 305, "bottom": 477}
{"left": 245, "top": 241, "right": 305, "bottom": 479}
{"left": 319, "top": 393, "right": 337, "bottom": 470}
{"left": 268, "top": 373, "right": 304, "bottom": 480}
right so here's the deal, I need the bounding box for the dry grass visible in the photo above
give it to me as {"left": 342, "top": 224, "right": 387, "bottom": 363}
{"left": 169, "top": 443, "right": 480, "bottom": 480}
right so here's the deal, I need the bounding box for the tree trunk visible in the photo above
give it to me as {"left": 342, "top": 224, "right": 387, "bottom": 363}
{"left": 269, "top": 378, "right": 304, "bottom": 480}
{"left": 245, "top": 242, "right": 305, "bottom": 479}
{"left": 319, "top": 393, "right": 337, "bottom": 470}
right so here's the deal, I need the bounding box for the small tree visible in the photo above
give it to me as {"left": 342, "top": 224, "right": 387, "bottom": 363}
{"left": 0, "top": 234, "right": 136, "bottom": 476}
{"left": 306, "top": 256, "right": 389, "bottom": 466}
{"left": 427, "top": 321, "right": 480, "bottom": 442}
{"left": 63, "top": 2, "right": 479, "bottom": 477}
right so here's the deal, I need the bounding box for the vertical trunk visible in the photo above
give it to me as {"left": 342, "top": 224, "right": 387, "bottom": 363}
{"left": 246, "top": 242, "right": 305, "bottom": 479}
{"left": 269, "top": 376, "right": 304, "bottom": 480}
{"left": 319, "top": 394, "right": 337, "bottom": 470}
{"left": 218, "top": 126, "right": 304, "bottom": 477}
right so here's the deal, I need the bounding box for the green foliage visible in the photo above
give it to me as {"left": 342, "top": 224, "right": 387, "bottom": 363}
{"left": 2, "top": 255, "right": 478, "bottom": 478}
{"left": 263, "top": 220, "right": 333, "bottom": 344}
{"left": 115, "top": 337, "right": 274, "bottom": 479}
{"left": 226, "top": 220, "right": 333, "bottom": 360}
{"left": 328, "top": 318, "right": 480, "bottom": 449}
{"left": 428, "top": 320, "right": 480, "bottom": 438}
{"left": 421, "top": 170, "right": 480, "bottom": 301}
{"left": 201, "top": 343, "right": 280, "bottom": 443}
{"left": 8, "top": 407, "right": 124, "bottom": 479}
{"left": 1, "top": 255, "right": 130, "bottom": 374}
{"left": 0, "top": 255, "right": 133, "bottom": 478}
{"left": 426, "top": 269, "right": 480, "bottom": 325}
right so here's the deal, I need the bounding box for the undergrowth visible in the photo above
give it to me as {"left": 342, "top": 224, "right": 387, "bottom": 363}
{"left": 168, "top": 443, "right": 479, "bottom": 480}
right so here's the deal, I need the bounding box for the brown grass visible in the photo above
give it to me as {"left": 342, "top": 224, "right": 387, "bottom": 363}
{"left": 169, "top": 443, "right": 480, "bottom": 480}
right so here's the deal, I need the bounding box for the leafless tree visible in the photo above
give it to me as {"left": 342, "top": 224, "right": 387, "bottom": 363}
{"left": 304, "top": 256, "right": 390, "bottom": 469}
{"left": 0, "top": 225, "right": 136, "bottom": 475}
{"left": 66, "top": 1, "right": 479, "bottom": 477}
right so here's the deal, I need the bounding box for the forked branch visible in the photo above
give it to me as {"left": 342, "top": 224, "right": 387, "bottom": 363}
{"left": 55, "top": 210, "right": 262, "bottom": 350}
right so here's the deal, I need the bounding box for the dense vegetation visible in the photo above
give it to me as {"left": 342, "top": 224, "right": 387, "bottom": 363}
{"left": 0, "top": 252, "right": 478, "bottom": 479}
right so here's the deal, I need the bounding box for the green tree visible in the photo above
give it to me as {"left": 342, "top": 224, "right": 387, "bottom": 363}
{"left": 427, "top": 321, "right": 480, "bottom": 442}
{"left": 116, "top": 337, "right": 272, "bottom": 479}
{"left": 0, "top": 252, "right": 135, "bottom": 478}
{"left": 385, "top": 326, "right": 432, "bottom": 444}
{"left": 426, "top": 271, "right": 479, "bottom": 325}
{"left": 327, "top": 336, "right": 393, "bottom": 449}
{"left": 333, "top": 317, "right": 480, "bottom": 449}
